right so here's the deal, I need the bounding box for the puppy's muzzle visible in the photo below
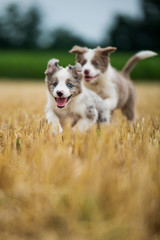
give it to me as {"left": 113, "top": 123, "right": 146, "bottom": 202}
{"left": 56, "top": 90, "right": 64, "bottom": 97}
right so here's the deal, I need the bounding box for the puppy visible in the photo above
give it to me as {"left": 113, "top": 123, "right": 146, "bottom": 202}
{"left": 45, "top": 59, "right": 110, "bottom": 133}
{"left": 70, "top": 46, "right": 157, "bottom": 121}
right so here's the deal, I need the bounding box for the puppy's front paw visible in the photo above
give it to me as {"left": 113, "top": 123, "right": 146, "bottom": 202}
{"left": 53, "top": 125, "right": 63, "bottom": 134}
{"left": 72, "top": 126, "right": 79, "bottom": 133}
{"left": 72, "top": 125, "right": 85, "bottom": 133}
{"left": 98, "top": 109, "right": 111, "bottom": 124}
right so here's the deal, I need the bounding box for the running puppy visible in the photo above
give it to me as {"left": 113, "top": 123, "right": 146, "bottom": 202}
{"left": 70, "top": 46, "right": 157, "bottom": 121}
{"left": 45, "top": 59, "right": 110, "bottom": 133}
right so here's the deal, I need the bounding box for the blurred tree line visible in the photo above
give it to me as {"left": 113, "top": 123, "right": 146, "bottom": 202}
{"left": 0, "top": 4, "right": 86, "bottom": 50}
{"left": 0, "top": 0, "right": 159, "bottom": 50}
{"left": 104, "top": 0, "right": 160, "bottom": 50}
{"left": 0, "top": 4, "right": 41, "bottom": 49}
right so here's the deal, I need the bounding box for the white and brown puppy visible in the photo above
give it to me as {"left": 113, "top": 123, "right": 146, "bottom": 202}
{"left": 45, "top": 59, "right": 110, "bottom": 133}
{"left": 70, "top": 46, "right": 157, "bottom": 121}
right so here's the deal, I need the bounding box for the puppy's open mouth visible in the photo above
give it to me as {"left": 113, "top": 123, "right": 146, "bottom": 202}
{"left": 55, "top": 96, "right": 71, "bottom": 108}
{"left": 84, "top": 74, "right": 99, "bottom": 82}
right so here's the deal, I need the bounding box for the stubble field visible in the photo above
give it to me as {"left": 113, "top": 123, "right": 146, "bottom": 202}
{"left": 0, "top": 81, "right": 160, "bottom": 240}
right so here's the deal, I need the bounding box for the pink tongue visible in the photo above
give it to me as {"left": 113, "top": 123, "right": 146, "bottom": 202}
{"left": 85, "top": 77, "right": 93, "bottom": 82}
{"left": 56, "top": 98, "right": 67, "bottom": 107}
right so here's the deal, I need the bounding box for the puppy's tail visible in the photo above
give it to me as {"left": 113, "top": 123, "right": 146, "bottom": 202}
{"left": 122, "top": 51, "right": 157, "bottom": 77}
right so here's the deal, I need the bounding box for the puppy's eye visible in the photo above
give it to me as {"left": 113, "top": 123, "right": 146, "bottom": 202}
{"left": 93, "top": 61, "right": 99, "bottom": 67}
{"left": 67, "top": 83, "right": 73, "bottom": 88}
{"left": 53, "top": 82, "right": 58, "bottom": 87}
{"left": 81, "top": 60, "right": 86, "bottom": 66}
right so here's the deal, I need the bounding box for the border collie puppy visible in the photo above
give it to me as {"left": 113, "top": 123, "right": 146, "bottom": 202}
{"left": 70, "top": 46, "right": 157, "bottom": 121}
{"left": 45, "top": 59, "right": 110, "bottom": 133}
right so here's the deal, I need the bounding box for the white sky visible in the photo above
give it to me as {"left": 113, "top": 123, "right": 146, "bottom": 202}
{"left": 0, "top": 0, "right": 142, "bottom": 42}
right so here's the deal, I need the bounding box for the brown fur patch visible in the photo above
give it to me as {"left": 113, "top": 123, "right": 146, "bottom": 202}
{"left": 121, "top": 92, "right": 136, "bottom": 121}
{"left": 54, "top": 110, "right": 81, "bottom": 127}
{"left": 68, "top": 64, "right": 83, "bottom": 80}
{"left": 91, "top": 50, "right": 109, "bottom": 73}
{"left": 76, "top": 54, "right": 87, "bottom": 66}
{"left": 45, "top": 59, "right": 61, "bottom": 76}
{"left": 69, "top": 113, "right": 81, "bottom": 127}
{"left": 96, "top": 46, "right": 117, "bottom": 55}
{"left": 69, "top": 46, "right": 88, "bottom": 54}
{"left": 46, "top": 76, "right": 58, "bottom": 96}
{"left": 66, "top": 78, "right": 82, "bottom": 97}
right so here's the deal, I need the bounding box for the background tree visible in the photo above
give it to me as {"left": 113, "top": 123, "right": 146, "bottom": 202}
{"left": 21, "top": 7, "right": 41, "bottom": 49}
{"left": 0, "top": 4, "right": 23, "bottom": 48}
{"left": 0, "top": 4, "right": 41, "bottom": 49}
{"left": 49, "top": 28, "right": 86, "bottom": 50}
{"left": 102, "top": 0, "right": 160, "bottom": 50}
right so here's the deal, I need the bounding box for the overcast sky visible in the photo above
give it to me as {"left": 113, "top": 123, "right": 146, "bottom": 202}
{"left": 0, "top": 0, "right": 142, "bottom": 42}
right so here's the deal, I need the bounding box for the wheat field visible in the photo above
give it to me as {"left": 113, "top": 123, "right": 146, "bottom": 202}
{"left": 0, "top": 81, "right": 160, "bottom": 240}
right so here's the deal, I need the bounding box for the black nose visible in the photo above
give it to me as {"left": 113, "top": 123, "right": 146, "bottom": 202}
{"left": 56, "top": 91, "right": 64, "bottom": 97}
{"left": 84, "top": 69, "right": 90, "bottom": 75}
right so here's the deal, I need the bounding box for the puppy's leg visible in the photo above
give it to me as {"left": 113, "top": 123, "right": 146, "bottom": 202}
{"left": 98, "top": 108, "right": 111, "bottom": 124}
{"left": 103, "top": 97, "right": 118, "bottom": 112}
{"left": 46, "top": 111, "right": 63, "bottom": 134}
{"left": 73, "top": 108, "right": 98, "bottom": 132}
{"left": 122, "top": 91, "right": 136, "bottom": 122}
{"left": 73, "top": 119, "right": 96, "bottom": 132}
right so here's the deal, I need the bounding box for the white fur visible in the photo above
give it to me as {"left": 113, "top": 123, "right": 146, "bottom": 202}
{"left": 98, "top": 66, "right": 118, "bottom": 110}
{"left": 53, "top": 69, "right": 71, "bottom": 98}
{"left": 46, "top": 92, "right": 63, "bottom": 134}
{"left": 135, "top": 50, "right": 157, "bottom": 59}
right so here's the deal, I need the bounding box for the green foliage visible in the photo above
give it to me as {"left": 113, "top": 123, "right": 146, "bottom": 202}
{"left": 0, "top": 50, "right": 159, "bottom": 81}
{"left": 110, "top": 52, "right": 160, "bottom": 81}
{"left": 16, "top": 138, "right": 21, "bottom": 152}
{"left": 0, "top": 50, "right": 74, "bottom": 80}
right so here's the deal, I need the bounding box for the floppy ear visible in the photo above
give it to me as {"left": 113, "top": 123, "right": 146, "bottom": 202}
{"left": 45, "top": 58, "right": 61, "bottom": 76}
{"left": 68, "top": 63, "right": 83, "bottom": 80}
{"left": 96, "top": 46, "right": 117, "bottom": 56}
{"left": 69, "top": 45, "right": 87, "bottom": 54}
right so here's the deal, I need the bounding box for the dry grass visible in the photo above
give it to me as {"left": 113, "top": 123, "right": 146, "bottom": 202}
{"left": 0, "top": 81, "right": 160, "bottom": 240}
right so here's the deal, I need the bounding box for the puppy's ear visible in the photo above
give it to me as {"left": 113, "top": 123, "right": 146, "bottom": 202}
{"left": 68, "top": 63, "right": 83, "bottom": 80}
{"left": 69, "top": 45, "right": 87, "bottom": 54}
{"left": 45, "top": 58, "right": 61, "bottom": 76}
{"left": 97, "top": 46, "right": 117, "bottom": 56}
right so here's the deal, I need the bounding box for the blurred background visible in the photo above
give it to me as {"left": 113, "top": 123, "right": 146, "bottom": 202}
{"left": 0, "top": 0, "right": 159, "bottom": 81}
